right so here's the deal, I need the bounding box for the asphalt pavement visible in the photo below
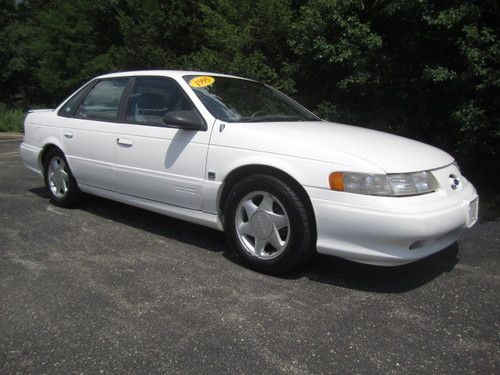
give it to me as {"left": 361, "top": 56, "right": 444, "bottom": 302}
{"left": 1, "top": 139, "right": 499, "bottom": 374}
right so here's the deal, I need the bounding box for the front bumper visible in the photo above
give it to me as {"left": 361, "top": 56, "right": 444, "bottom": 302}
{"left": 307, "top": 165, "right": 478, "bottom": 266}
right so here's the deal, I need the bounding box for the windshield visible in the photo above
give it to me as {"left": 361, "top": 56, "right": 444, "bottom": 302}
{"left": 183, "top": 75, "right": 320, "bottom": 123}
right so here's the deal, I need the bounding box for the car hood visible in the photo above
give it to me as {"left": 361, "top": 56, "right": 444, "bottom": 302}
{"left": 214, "top": 121, "right": 454, "bottom": 173}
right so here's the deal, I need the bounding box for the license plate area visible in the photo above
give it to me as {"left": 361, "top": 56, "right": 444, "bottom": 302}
{"left": 466, "top": 197, "right": 479, "bottom": 228}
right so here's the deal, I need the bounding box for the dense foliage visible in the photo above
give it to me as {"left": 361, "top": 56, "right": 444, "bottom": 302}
{"left": 0, "top": 0, "right": 498, "bottom": 190}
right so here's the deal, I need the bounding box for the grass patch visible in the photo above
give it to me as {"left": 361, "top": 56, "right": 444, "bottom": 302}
{"left": 0, "top": 106, "right": 24, "bottom": 133}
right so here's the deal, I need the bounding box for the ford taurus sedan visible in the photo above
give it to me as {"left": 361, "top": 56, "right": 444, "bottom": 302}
{"left": 20, "top": 70, "right": 479, "bottom": 274}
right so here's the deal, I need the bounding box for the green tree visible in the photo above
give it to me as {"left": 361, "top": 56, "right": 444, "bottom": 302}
{"left": 0, "top": 0, "right": 42, "bottom": 107}
{"left": 31, "top": 0, "right": 122, "bottom": 104}
{"left": 289, "top": 0, "right": 499, "bottom": 186}
{"left": 111, "top": 0, "right": 204, "bottom": 69}
{"left": 423, "top": 1, "right": 499, "bottom": 180}
{"left": 186, "top": 0, "right": 296, "bottom": 92}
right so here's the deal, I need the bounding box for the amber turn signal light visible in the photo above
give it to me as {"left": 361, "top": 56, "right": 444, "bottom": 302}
{"left": 329, "top": 172, "right": 344, "bottom": 191}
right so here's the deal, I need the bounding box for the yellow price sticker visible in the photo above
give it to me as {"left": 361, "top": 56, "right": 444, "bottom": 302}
{"left": 189, "top": 76, "right": 215, "bottom": 88}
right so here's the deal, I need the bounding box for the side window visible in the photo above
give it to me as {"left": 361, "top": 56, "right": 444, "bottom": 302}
{"left": 57, "top": 81, "right": 95, "bottom": 117}
{"left": 126, "top": 77, "right": 192, "bottom": 125}
{"left": 76, "top": 78, "right": 128, "bottom": 121}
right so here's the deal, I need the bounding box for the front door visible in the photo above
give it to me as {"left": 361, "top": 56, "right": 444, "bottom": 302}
{"left": 115, "top": 77, "right": 210, "bottom": 210}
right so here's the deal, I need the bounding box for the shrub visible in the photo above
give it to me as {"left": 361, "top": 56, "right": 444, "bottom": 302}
{"left": 0, "top": 105, "right": 25, "bottom": 133}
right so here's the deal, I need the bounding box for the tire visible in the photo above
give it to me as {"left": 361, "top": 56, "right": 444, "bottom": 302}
{"left": 43, "top": 148, "right": 81, "bottom": 207}
{"left": 224, "top": 174, "right": 314, "bottom": 274}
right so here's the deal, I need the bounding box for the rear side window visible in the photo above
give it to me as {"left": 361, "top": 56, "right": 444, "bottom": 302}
{"left": 57, "top": 81, "right": 95, "bottom": 117}
{"left": 126, "top": 77, "right": 192, "bottom": 125}
{"left": 77, "top": 78, "right": 128, "bottom": 121}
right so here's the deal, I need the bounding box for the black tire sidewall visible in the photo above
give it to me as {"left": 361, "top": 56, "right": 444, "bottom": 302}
{"left": 224, "top": 174, "right": 313, "bottom": 274}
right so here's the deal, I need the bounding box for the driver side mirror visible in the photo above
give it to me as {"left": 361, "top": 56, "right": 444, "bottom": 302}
{"left": 162, "top": 110, "right": 207, "bottom": 131}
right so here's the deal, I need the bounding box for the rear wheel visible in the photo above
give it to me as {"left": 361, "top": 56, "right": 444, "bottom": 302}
{"left": 43, "top": 148, "right": 81, "bottom": 207}
{"left": 224, "top": 174, "right": 314, "bottom": 274}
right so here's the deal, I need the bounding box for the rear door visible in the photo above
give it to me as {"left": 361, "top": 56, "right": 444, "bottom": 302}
{"left": 115, "top": 76, "right": 210, "bottom": 210}
{"left": 61, "top": 78, "right": 129, "bottom": 191}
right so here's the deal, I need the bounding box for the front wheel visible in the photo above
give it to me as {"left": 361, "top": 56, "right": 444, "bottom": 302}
{"left": 224, "top": 174, "right": 314, "bottom": 274}
{"left": 43, "top": 148, "right": 81, "bottom": 207}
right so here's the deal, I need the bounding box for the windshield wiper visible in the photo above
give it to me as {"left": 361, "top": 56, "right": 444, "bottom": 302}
{"left": 245, "top": 115, "right": 304, "bottom": 122}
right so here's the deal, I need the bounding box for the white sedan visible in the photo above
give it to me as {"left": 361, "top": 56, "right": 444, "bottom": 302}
{"left": 20, "top": 70, "right": 478, "bottom": 274}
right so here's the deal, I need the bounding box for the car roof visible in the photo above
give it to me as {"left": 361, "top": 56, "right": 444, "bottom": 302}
{"left": 95, "top": 70, "right": 250, "bottom": 81}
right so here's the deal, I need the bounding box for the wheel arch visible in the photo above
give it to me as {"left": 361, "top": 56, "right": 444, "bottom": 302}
{"left": 38, "top": 141, "right": 65, "bottom": 172}
{"left": 218, "top": 164, "right": 317, "bottom": 240}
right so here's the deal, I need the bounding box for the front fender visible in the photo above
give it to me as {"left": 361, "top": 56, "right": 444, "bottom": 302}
{"left": 204, "top": 145, "right": 365, "bottom": 217}
{"left": 207, "top": 145, "right": 367, "bottom": 190}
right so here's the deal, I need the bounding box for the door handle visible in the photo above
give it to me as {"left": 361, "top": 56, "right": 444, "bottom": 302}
{"left": 64, "top": 132, "right": 73, "bottom": 139}
{"left": 117, "top": 138, "right": 133, "bottom": 147}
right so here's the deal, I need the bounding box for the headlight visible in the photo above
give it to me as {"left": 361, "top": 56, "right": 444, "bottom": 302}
{"left": 329, "top": 171, "right": 438, "bottom": 196}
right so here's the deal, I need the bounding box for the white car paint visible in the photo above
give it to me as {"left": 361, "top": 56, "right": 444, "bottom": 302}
{"left": 20, "top": 70, "right": 478, "bottom": 266}
{"left": 62, "top": 115, "right": 117, "bottom": 191}
{"left": 114, "top": 122, "right": 209, "bottom": 210}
